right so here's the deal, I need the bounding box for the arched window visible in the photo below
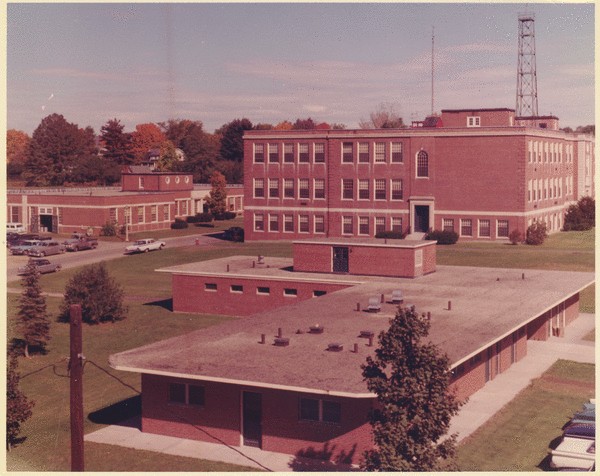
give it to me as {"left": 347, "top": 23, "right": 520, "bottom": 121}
{"left": 417, "top": 150, "right": 429, "bottom": 177}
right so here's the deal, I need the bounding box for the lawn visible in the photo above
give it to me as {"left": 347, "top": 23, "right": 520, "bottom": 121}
{"left": 457, "top": 360, "right": 595, "bottom": 471}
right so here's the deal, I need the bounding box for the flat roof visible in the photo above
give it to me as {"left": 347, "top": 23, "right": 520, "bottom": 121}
{"left": 111, "top": 259, "right": 593, "bottom": 397}
{"left": 293, "top": 238, "right": 435, "bottom": 249}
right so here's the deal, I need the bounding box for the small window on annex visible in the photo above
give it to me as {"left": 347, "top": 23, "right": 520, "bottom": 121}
{"left": 497, "top": 220, "right": 509, "bottom": 238}
{"left": 443, "top": 218, "right": 454, "bottom": 232}
{"left": 416, "top": 150, "right": 429, "bottom": 178}
{"left": 460, "top": 219, "right": 473, "bottom": 237}
{"left": 467, "top": 116, "right": 481, "bottom": 127}
{"left": 479, "top": 219, "right": 491, "bottom": 238}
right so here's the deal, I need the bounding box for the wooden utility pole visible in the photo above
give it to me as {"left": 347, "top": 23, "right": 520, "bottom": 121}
{"left": 70, "top": 304, "right": 84, "bottom": 472}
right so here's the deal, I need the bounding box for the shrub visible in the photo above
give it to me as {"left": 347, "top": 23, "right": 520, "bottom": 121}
{"left": 194, "top": 213, "right": 214, "bottom": 223}
{"left": 564, "top": 197, "right": 595, "bottom": 231}
{"left": 375, "top": 230, "right": 406, "bottom": 240}
{"left": 214, "top": 211, "right": 237, "bottom": 221}
{"left": 509, "top": 229, "right": 523, "bottom": 245}
{"left": 170, "top": 219, "right": 189, "bottom": 229}
{"left": 100, "top": 222, "right": 117, "bottom": 236}
{"left": 425, "top": 229, "right": 459, "bottom": 245}
{"left": 525, "top": 222, "right": 548, "bottom": 245}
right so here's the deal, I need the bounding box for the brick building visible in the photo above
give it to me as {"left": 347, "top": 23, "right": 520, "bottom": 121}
{"left": 6, "top": 167, "right": 243, "bottom": 235}
{"left": 243, "top": 108, "right": 594, "bottom": 241}
{"left": 110, "top": 241, "right": 593, "bottom": 465}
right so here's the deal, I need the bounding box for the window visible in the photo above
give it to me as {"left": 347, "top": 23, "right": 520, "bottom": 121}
{"left": 359, "top": 216, "right": 369, "bottom": 235}
{"left": 374, "top": 179, "right": 386, "bottom": 200}
{"left": 163, "top": 204, "right": 170, "bottom": 221}
{"left": 358, "top": 143, "right": 369, "bottom": 163}
{"left": 314, "top": 179, "right": 325, "bottom": 199}
{"left": 284, "top": 143, "right": 294, "bottom": 162}
{"left": 151, "top": 205, "right": 157, "bottom": 222}
{"left": 313, "top": 290, "right": 327, "bottom": 297}
{"left": 497, "top": 220, "right": 509, "bottom": 238}
{"left": 375, "top": 217, "right": 385, "bottom": 235}
{"left": 391, "top": 142, "right": 403, "bottom": 163}
{"left": 254, "top": 144, "right": 264, "bottom": 163}
{"left": 478, "top": 219, "right": 491, "bottom": 238}
{"left": 391, "top": 217, "right": 402, "bottom": 233}
{"left": 268, "top": 178, "right": 279, "bottom": 198}
{"left": 443, "top": 218, "right": 454, "bottom": 232}
{"left": 299, "top": 398, "right": 341, "bottom": 423}
{"left": 284, "top": 288, "right": 298, "bottom": 297}
{"left": 138, "top": 176, "right": 145, "bottom": 189}
{"left": 254, "top": 213, "right": 264, "bottom": 231}
{"left": 298, "top": 143, "right": 309, "bottom": 162}
{"left": 343, "top": 216, "right": 353, "bottom": 235}
{"left": 417, "top": 150, "right": 429, "bottom": 177}
{"left": 137, "top": 206, "right": 145, "bottom": 223}
{"left": 342, "top": 179, "right": 353, "bottom": 200}
{"left": 299, "top": 179, "right": 310, "bottom": 199}
{"left": 299, "top": 215, "right": 309, "bottom": 233}
{"left": 230, "top": 284, "right": 243, "bottom": 293}
{"left": 342, "top": 142, "right": 354, "bottom": 163}
{"left": 314, "top": 143, "right": 325, "bottom": 163}
{"left": 284, "top": 214, "right": 294, "bottom": 232}
{"left": 124, "top": 207, "right": 132, "bottom": 225}
{"left": 460, "top": 219, "right": 473, "bottom": 237}
{"left": 391, "top": 179, "right": 403, "bottom": 200}
{"left": 269, "top": 214, "right": 279, "bottom": 232}
{"left": 254, "top": 178, "right": 265, "bottom": 198}
{"left": 205, "top": 283, "right": 217, "bottom": 291}
{"left": 257, "top": 286, "right": 270, "bottom": 295}
{"left": 314, "top": 215, "right": 325, "bottom": 233}
{"left": 374, "top": 142, "right": 385, "bottom": 163}
{"left": 284, "top": 179, "right": 294, "bottom": 198}
{"left": 358, "top": 179, "right": 370, "bottom": 200}
{"left": 109, "top": 207, "right": 117, "bottom": 224}
{"left": 467, "top": 116, "right": 481, "bottom": 127}
{"left": 169, "top": 383, "right": 205, "bottom": 406}
{"left": 268, "top": 143, "right": 279, "bottom": 162}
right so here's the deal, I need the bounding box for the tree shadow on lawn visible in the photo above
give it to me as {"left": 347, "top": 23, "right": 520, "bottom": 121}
{"left": 88, "top": 395, "right": 141, "bottom": 428}
{"left": 143, "top": 298, "right": 173, "bottom": 312}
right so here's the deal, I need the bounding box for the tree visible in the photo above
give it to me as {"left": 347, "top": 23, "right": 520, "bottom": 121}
{"left": 274, "top": 120, "right": 293, "bottom": 130}
{"left": 525, "top": 221, "right": 548, "bottom": 245}
{"left": 60, "top": 263, "right": 127, "bottom": 324}
{"left": 130, "top": 123, "right": 166, "bottom": 164}
{"left": 563, "top": 197, "right": 595, "bottom": 231}
{"left": 100, "top": 118, "right": 134, "bottom": 165}
{"left": 7, "top": 351, "right": 34, "bottom": 450}
{"left": 17, "top": 263, "right": 51, "bottom": 358}
{"left": 7, "top": 129, "right": 30, "bottom": 180}
{"left": 361, "top": 306, "right": 460, "bottom": 471}
{"left": 156, "top": 140, "right": 180, "bottom": 172}
{"left": 205, "top": 171, "right": 228, "bottom": 217}
{"left": 292, "top": 118, "right": 316, "bottom": 130}
{"left": 575, "top": 125, "right": 595, "bottom": 135}
{"left": 217, "top": 118, "right": 253, "bottom": 162}
{"left": 359, "top": 103, "right": 404, "bottom": 129}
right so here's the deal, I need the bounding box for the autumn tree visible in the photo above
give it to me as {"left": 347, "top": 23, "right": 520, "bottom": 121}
{"left": 130, "top": 123, "right": 166, "bottom": 164}
{"left": 60, "top": 263, "right": 127, "bottom": 324}
{"left": 7, "top": 351, "right": 34, "bottom": 450}
{"left": 7, "top": 129, "right": 30, "bottom": 180}
{"left": 274, "top": 120, "right": 293, "bottom": 130}
{"left": 205, "top": 171, "right": 228, "bottom": 217}
{"left": 361, "top": 306, "right": 460, "bottom": 471}
{"left": 292, "top": 118, "right": 316, "bottom": 130}
{"left": 17, "top": 262, "right": 51, "bottom": 358}
{"left": 359, "top": 103, "right": 404, "bottom": 129}
{"left": 100, "top": 118, "right": 134, "bottom": 165}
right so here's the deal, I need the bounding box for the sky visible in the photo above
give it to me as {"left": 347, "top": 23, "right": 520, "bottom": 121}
{"left": 6, "top": 2, "right": 595, "bottom": 135}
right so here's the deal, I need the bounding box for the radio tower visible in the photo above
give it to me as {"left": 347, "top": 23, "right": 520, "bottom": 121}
{"left": 516, "top": 13, "right": 538, "bottom": 116}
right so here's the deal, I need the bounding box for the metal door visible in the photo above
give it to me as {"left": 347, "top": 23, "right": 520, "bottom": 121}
{"left": 332, "top": 246, "right": 349, "bottom": 273}
{"left": 242, "top": 392, "right": 262, "bottom": 448}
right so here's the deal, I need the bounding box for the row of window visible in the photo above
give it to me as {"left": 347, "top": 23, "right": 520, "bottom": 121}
{"left": 168, "top": 383, "right": 341, "bottom": 424}
{"left": 527, "top": 177, "right": 572, "bottom": 202}
{"left": 253, "top": 178, "right": 404, "bottom": 201}
{"left": 527, "top": 140, "right": 573, "bottom": 164}
{"left": 121, "top": 204, "right": 171, "bottom": 224}
{"left": 205, "top": 282, "right": 327, "bottom": 297}
{"left": 253, "top": 141, "right": 405, "bottom": 164}
{"left": 443, "top": 218, "right": 510, "bottom": 238}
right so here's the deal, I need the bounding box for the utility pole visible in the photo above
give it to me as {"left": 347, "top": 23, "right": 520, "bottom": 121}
{"left": 70, "top": 304, "right": 84, "bottom": 472}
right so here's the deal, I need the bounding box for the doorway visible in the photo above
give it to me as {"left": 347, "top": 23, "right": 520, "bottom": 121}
{"left": 332, "top": 246, "right": 349, "bottom": 273}
{"left": 242, "top": 392, "right": 262, "bottom": 448}
{"left": 414, "top": 205, "right": 430, "bottom": 233}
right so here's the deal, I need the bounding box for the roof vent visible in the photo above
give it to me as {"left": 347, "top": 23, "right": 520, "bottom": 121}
{"left": 359, "top": 330, "right": 374, "bottom": 338}
{"left": 327, "top": 343, "right": 344, "bottom": 352}
{"left": 274, "top": 337, "right": 290, "bottom": 347}
{"left": 309, "top": 324, "right": 324, "bottom": 334}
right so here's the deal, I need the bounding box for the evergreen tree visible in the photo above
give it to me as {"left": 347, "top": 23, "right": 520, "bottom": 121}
{"left": 59, "top": 263, "right": 127, "bottom": 324}
{"left": 205, "top": 171, "right": 228, "bottom": 217}
{"left": 7, "top": 351, "right": 34, "bottom": 450}
{"left": 361, "top": 306, "right": 460, "bottom": 471}
{"left": 17, "top": 263, "right": 51, "bottom": 358}
{"left": 217, "top": 118, "right": 253, "bottom": 162}
{"left": 100, "top": 118, "right": 134, "bottom": 165}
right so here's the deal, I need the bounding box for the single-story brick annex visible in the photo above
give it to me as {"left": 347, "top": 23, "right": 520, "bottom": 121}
{"left": 109, "top": 239, "right": 593, "bottom": 466}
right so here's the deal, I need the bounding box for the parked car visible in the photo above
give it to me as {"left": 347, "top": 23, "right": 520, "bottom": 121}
{"left": 224, "top": 226, "right": 244, "bottom": 242}
{"left": 18, "top": 258, "right": 62, "bottom": 275}
{"left": 550, "top": 418, "right": 596, "bottom": 471}
{"left": 125, "top": 238, "right": 166, "bottom": 254}
{"left": 10, "top": 239, "right": 43, "bottom": 255}
{"left": 6, "top": 222, "right": 25, "bottom": 234}
{"left": 27, "top": 240, "right": 66, "bottom": 257}
{"left": 63, "top": 233, "right": 98, "bottom": 252}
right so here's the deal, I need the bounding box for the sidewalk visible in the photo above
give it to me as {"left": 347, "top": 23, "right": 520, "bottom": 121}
{"left": 85, "top": 313, "right": 595, "bottom": 471}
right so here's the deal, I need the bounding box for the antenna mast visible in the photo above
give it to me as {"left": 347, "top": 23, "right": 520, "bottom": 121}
{"left": 431, "top": 26, "right": 435, "bottom": 116}
{"left": 516, "top": 13, "right": 538, "bottom": 116}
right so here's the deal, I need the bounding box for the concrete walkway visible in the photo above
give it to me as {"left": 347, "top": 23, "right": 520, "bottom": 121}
{"left": 85, "top": 313, "right": 595, "bottom": 471}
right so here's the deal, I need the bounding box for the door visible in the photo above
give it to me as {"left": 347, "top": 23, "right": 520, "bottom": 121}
{"left": 414, "top": 206, "right": 430, "bottom": 232}
{"left": 332, "top": 246, "right": 349, "bottom": 273}
{"left": 242, "top": 392, "right": 262, "bottom": 448}
{"left": 485, "top": 348, "right": 492, "bottom": 382}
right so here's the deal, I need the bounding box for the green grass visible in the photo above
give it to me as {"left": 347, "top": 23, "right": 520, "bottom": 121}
{"left": 457, "top": 360, "right": 595, "bottom": 471}
{"left": 128, "top": 216, "right": 245, "bottom": 240}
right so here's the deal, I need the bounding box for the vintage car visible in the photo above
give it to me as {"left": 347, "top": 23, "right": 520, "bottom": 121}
{"left": 63, "top": 233, "right": 99, "bottom": 252}
{"left": 10, "top": 239, "right": 44, "bottom": 255}
{"left": 125, "top": 238, "right": 166, "bottom": 254}
{"left": 27, "top": 240, "right": 66, "bottom": 257}
{"left": 550, "top": 422, "right": 595, "bottom": 471}
{"left": 18, "top": 258, "right": 62, "bottom": 275}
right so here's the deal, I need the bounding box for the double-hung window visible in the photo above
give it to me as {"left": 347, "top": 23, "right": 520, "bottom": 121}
{"left": 460, "top": 219, "right": 473, "bottom": 237}
{"left": 254, "top": 144, "right": 265, "bottom": 163}
{"left": 342, "top": 179, "right": 353, "bottom": 200}
{"left": 298, "top": 143, "right": 309, "bottom": 163}
{"left": 284, "top": 143, "right": 294, "bottom": 162}
{"left": 417, "top": 151, "right": 429, "bottom": 177}
{"left": 358, "top": 143, "right": 369, "bottom": 163}
{"left": 254, "top": 178, "right": 265, "bottom": 198}
{"left": 314, "top": 179, "right": 325, "bottom": 199}
{"left": 269, "top": 214, "right": 279, "bottom": 232}
{"left": 284, "top": 179, "right": 294, "bottom": 198}
{"left": 299, "top": 398, "right": 341, "bottom": 423}
{"left": 314, "top": 143, "right": 325, "bottom": 163}
{"left": 479, "top": 219, "right": 491, "bottom": 238}
{"left": 358, "top": 179, "right": 370, "bottom": 200}
{"left": 299, "top": 215, "right": 309, "bottom": 233}
{"left": 169, "top": 382, "right": 205, "bottom": 406}
{"left": 268, "top": 178, "right": 279, "bottom": 198}
{"left": 374, "top": 179, "right": 386, "bottom": 200}
{"left": 391, "top": 179, "right": 403, "bottom": 200}
{"left": 298, "top": 179, "right": 310, "bottom": 199}
{"left": 359, "top": 216, "right": 369, "bottom": 235}
{"left": 268, "top": 143, "right": 279, "bottom": 162}
{"left": 342, "top": 216, "right": 353, "bottom": 235}
{"left": 391, "top": 142, "right": 403, "bottom": 163}
{"left": 374, "top": 142, "right": 386, "bottom": 163}
{"left": 342, "top": 142, "right": 354, "bottom": 163}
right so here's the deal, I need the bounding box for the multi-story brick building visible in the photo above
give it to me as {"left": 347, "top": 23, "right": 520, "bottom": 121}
{"left": 243, "top": 108, "right": 594, "bottom": 241}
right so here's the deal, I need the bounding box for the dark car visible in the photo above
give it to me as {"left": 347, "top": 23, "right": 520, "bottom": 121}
{"left": 224, "top": 226, "right": 244, "bottom": 242}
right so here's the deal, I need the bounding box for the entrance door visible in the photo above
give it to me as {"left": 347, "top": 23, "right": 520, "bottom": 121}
{"left": 414, "top": 206, "right": 430, "bottom": 232}
{"left": 242, "top": 392, "right": 262, "bottom": 448}
{"left": 332, "top": 246, "right": 349, "bottom": 273}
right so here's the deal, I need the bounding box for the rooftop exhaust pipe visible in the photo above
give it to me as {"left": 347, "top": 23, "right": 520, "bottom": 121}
{"left": 309, "top": 324, "right": 324, "bottom": 334}
{"left": 327, "top": 343, "right": 343, "bottom": 352}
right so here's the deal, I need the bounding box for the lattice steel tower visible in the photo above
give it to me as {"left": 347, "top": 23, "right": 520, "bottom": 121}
{"left": 516, "top": 13, "right": 538, "bottom": 116}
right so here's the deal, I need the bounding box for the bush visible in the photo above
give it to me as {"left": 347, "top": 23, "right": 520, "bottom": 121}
{"left": 100, "top": 222, "right": 117, "bottom": 236}
{"left": 425, "top": 229, "right": 459, "bottom": 245}
{"left": 564, "top": 197, "right": 595, "bottom": 231}
{"left": 525, "top": 222, "right": 548, "bottom": 245}
{"left": 194, "top": 213, "right": 214, "bottom": 223}
{"left": 214, "top": 211, "right": 237, "bottom": 221}
{"left": 509, "top": 229, "right": 523, "bottom": 245}
{"left": 375, "top": 230, "right": 406, "bottom": 240}
{"left": 170, "top": 219, "right": 189, "bottom": 229}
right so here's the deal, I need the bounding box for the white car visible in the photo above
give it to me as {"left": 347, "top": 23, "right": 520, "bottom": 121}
{"left": 550, "top": 423, "right": 595, "bottom": 471}
{"left": 125, "top": 238, "right": 166, "bottom": 254}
